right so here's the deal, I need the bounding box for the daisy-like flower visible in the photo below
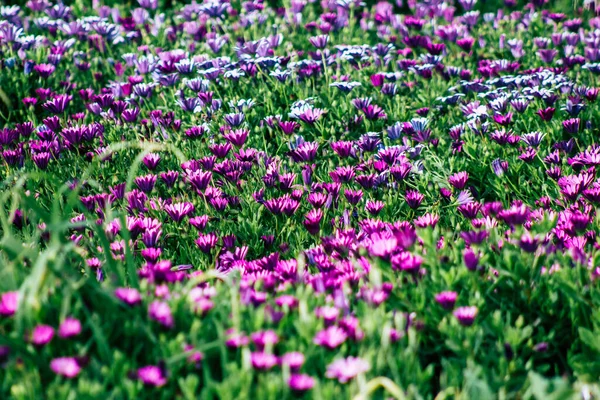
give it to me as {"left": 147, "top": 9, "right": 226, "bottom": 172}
{"left": 326, "top": 357, "right": 370, "bottom": 383}
{"left": 50, "top": 357, "right": 81, "bottom": 378}
{"left": 453, "top": 306, "right": 478, "bottom": 326}
{"left": 137, "top": 365, "right": 167, "bottom": 387}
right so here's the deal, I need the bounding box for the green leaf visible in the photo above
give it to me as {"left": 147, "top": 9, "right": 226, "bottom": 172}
{"left": 579, "top": 328, "right": 600, "bottom": 353}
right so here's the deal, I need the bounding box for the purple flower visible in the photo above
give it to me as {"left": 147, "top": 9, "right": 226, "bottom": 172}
{"left": 563, "top": 118, "right": 580, "bottom": 135}
{"left": 435, "top": 291, "right": 458, "bottom": 310}
{"left": 195, "top": 232, "right": 218, "bottom": 253}
{"left": 391, "top": 251, "right": 423, "bottom": 273}
{"left": 536, "top": 107, "right": 555, "bottom": 121}
{"left": 519, "top": 233, "right": 539, "bottom": 253}
{"left": 457, "top": 202, "right": 481, "bottom": 219}
{"left": 491, "top": 159, "right": 508, "bottom": 177}
{"left": 164, "top": 202, "right": 194, "bottom": 222}
{"left": 405, "top": 190, "right": 424, "bottom": 209}
{"left": 134, "top": 174, "right": 157, "bottom": 193}
{"left": 31, "top": 325, "right": 55, "bottom": 346}
{"left": 289, "top": 141, "right": 318, "bottom": 163}
{"left": 303, "top": 209, "right": 323, "bottom": 235}
{"left": 414, "top": 213, "right": 439, "bottom": 228}
{"left": 148, "top": 301, "right": 174, "bottom": 328}
{"left": 250, "top": 352, "right": 278, "bottom": 371}
{"left": 314, "top": 326, "right": 347, "bottom": 349}
{"left": 344, "top": 189, "right": 363, "bottom": 206}
{"left": 137, "top": 365, "right": 167, "bottom": 387}
{"left": 251, "top": 330, "right": 279, "bottom": 351}
{"left": 50, "top": 357, "right": 81, "bottom": 378}
{"left": 43, "top": 94, "right": 72, "bottom": 114}
{"left": 533, "top": 342, "right": 549, "bottom": 352}
{"left": 448, "top": 172, "right": 469, "bottom": 190}
{"left": 463, "top": 248, "right": 480, "bottom": 271}
{"left": 115, "top": 287, "right": 142, "bottom": 306}
{"left": 160, "top": 171, "right": 179, "bottom": 187}
{"left": 33, "top": 63, "right": 55, "bottom": 78}
{"left": 361, "top": 104, "right": 387, "bottom": 120}
{"left": 309, "top": 34, "right": 329, "bottom": 49}
{"left": 365, "top": 200, "right": 385, "bottom": 216}
{"left": 453, "top": 306, "right": 478, "bottom": 326}
{"left": 185, "top": 125, "right": 209, "bottom": 139}
{"left": 33, "top": 152, "right": 52, "bottom": 169}
{"left": 326, "top": 357, "right": 370, "bottom": 383}
{"left": 225, "top": 331, "right": 249, "bottom": 348}
{"left": 278, "top": 121, "right": 300, "bottom": 135}
{"left": 297, "top": 108, "right": 325, "bottom": 124}
{"left": 142, "top": 153, "right": 161, "bottom": 170}
{"left": 538, "top": 49, "right": 558, "bottom": 63}
{"left": 280, "top": 352, "right": 305, "bottom": 371}
{"left": 224, "top": 113, "right": 245, "bottom": 127}
{"left": 59, "top": 318, "right": 82, "bottom": 339}
{"left": 521, "top": 132, "right": 545, "bottom": 147}
{"left": 492, "top": 112, "right": 513, "bottom": 126}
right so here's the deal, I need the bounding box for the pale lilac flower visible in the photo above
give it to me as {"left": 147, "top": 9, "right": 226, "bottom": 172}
{"left": 314, "top": 326, "right": 347, "bottom": 349}
{"left": 326, "top": 357, "right": 370, "bottom": 383}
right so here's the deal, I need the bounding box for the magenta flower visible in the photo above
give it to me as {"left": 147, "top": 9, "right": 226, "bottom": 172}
{"left": 280, "top": 351, "right": 305, "bottom": 371}
{"left": 115, "top": 287, "right": 142, "bottom": 306}
{"left": 278, "top": 121, "right": 300, "bottom": 135}
{"left": 448, "top": 171, "right": 469, "bottom": 190}
{"left": 251, "top": 330, "right": 279, "bottom": 351}
{"left": 31, "top": 325, "right": 55, "bottom": 346}
{"left": 225, "top": 331, "right": 249, "bottom": 348}
{"left": 0, "top": 291, "right": 18, "bottom": 317}
{"left": 414, "top": 213, "right": 439, "bottom": 228}
{"left": 297, "top": 108, "right": 325, "bottom": 124}
{"left": 59, "top": 317, "right": 82, "bottom": 339}
{"left": 195, "top": 232, "right": 218, "bottom": 253}
{"left": 361, "top": 104, "right": 387, "bottom": 120}
{"left": 435, "top": 291, "right": 458, "bottom": 310}
{"left": 536, "top": 107, "right": 555, "bottom": 121}
{"left": 184, "top": 344, "right": 204, "bottom": 366}
{"left": 33, "top": 63, "right": 55, "bottom": 78}
{"left": 250, "top": 352, "right": 278, "bottom": 370}
{"left": 148, "top": 301, "right": 174, "bottom": 328}
{"left": 405, "top": 190, "right": 424, "bottom": 209}
{"left": 137, "top": 365, "right": 167, "bottom": 387}
{"left": 303, "top": 209, "right": 323, "bottom": 235}
{"left": 365, "top": 200, "right": 385, "bottom": 216}
{"left": 314, "top": 326, "right": 347, "bottom": 349}
{"left": 326, "top": 357, "right": 370, "bottom": 383}
{"left": 288, "top": 374, "right": 315, "bottom": 392}
{"left": 453, "top": 306, "right": 478, "bottom": 326}
{"left": 492, "top": 112, "right": 513, "bottom": 126}
{"left": 50, "top": 357, "right": 81, "bottom": 378}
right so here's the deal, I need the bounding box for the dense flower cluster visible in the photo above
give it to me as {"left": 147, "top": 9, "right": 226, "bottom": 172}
{"left": 1, "top": 0, "right": 600, "bottom": 398}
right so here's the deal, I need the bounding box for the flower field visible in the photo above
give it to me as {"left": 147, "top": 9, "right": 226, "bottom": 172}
{"left": 2, "top": 0, "right": 600, "bottom": 398}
